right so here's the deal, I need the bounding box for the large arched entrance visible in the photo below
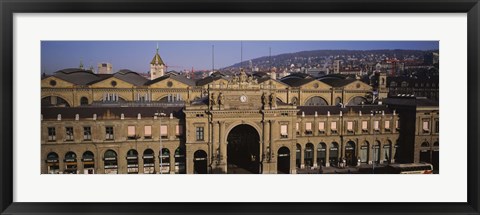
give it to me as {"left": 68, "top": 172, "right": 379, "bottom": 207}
{"left": 345, "top": 141, "right": 356, "bottom": 166}
{"left": 193, "top": 150, "right": 208, "bottom": 174}
{"left": 227, "top": 124, "right": 260, "bottom": 174}
{"left": 277, "top": 147, "right": 290, "bottom": 174}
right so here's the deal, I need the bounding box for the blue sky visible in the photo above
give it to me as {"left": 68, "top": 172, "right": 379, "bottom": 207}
{"left": 41, "top": 41, "right": 439, "bottom": 74}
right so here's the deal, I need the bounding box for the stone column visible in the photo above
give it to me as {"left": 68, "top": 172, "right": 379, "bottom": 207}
{"left": 138, "top": 157, "right": 144, "bottom": 174}
{"left": 264, "top": 120, "right": 270, "bottom": 157}
{"left": 290, "top": 143, "right": 296, "bottom": 174}
{"left": 313, "top": 145, "right": 317, "bottom": 168}
{"left": 325, "top": 146, "right": 330, "bottom": 167}
{"left": 219, "top": 121, "right": 226, "bottom": 164}
{"left": 154, "top": 154, "right": 160, "bottom": 174}
{"left": 59, "top": 159, "right": 65, "bottom": 174}
{"left": 117, "top": 151, "right": 127, "bottom": 174}
{"left": 186, "top": 148, "right": 194, "bottom": 174}
{"left": 300, "top": 144, "right": 305, "bottom": 169}
{"left": 77, "top": 160, "right": 84, "bottom": 174}
{"left": 169, "top": 152, "right": 175, "bottom": 174}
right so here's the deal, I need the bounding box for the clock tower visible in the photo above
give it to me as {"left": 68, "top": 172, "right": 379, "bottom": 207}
{"left": 150, "top": 44, "right": 166, "bottom": 80}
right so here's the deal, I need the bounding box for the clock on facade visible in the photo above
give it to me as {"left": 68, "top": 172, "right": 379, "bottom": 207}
{"left": 240, "top": 95, "right": 247, "bottom": 102}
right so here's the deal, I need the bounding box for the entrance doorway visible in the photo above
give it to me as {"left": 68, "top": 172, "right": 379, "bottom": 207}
{"left": 227, "top": 124, "right": 260, "bottom": 174}
{"left": 194, "top": 150, "right": 208, "bottom": 174}
{"left": 277, "top": 147, "right": 290, "bottom": 174}
{"left": 345, "top": 141, "right": 356, "bottom": 166}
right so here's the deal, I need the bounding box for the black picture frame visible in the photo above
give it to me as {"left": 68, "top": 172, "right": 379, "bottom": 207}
{"left": 1, "top": 0, "right": 479, "bottom": 214}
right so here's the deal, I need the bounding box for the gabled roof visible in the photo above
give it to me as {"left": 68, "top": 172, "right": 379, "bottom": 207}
{"left": 280, "top": 77, "right": 316, "bottom": 87}
{"left": 113, "top": 69, "right": 149, "bottom": 86}
{"left": 319, "top": 78, "right": 357, "bottom": 87}
{"left": 145, "top": 74, "right": 196, "bottom": 86}
{"left": 196, "top": 76, "right": 224, "bottom": 86}
{"left": 257, "top": 77, "right": 290, "bottom": 88}
{"left": 53, "top": 68, "right": 101, "bottom": 85}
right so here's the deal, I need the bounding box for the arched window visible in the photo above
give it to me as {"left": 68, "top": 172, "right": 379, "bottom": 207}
{"left": 193, "top": 150, "right": 208, "bottom": 174}
{"left": 347, "top": 96, "right": 367, "bottom": 106}
{"left": 345, "top": 141, "right": 356, "bottom": 166}
{"left": 80, "top": 97, "right": 89, "bottom": 105}
{"left": 41, "top": 96, "right": 70, "bottom": 107}
{"left": 64, "top": 152, "right": 77, "bottom": 174}
{"left": 304, "top": 96, "right": 328, "bottom": 106}
{"left": 421, "top": 142, "right": 430, "bottom": 147}
{"left": 372, "top": 141, "right": 381, "bottom": 164}
{"left": 143, "top": 149, "right": 155, "bottom": 174}
{"left": 82, "top": 151, "right": 95, "bottom": 174}
{"left": 335, "top": 97, "right": 342, "bottom": 106}
{"left": 360, "top": 142, "right": 369, "bottom": 163}
{"left": 175, "top": 147, "right": 186, "bottom": 174}
{"left": 126, "top": 149, "right": 139, "bottom": 174}
{"left": 46, "top": 152, "right": 59, "bottom": 174}
{"left": 329, "top": 142, "right": 339, "bottom": 167}
{"left": 296, "top": 144, "right": 301, "bottom": 168}
{"left": 317, "top": 142, "right": 326, "bottom": 167}
{"left": 304, "top": 143, "right": 314, "bottom": 168}
{"left": 383, "top": 141, "right": 392, "bottom": 163}
{"left": 159, "top": 148, "right": 170, "bottom": 174}
{"left": 104, "top": 150, "right": 118, "bottom": 174}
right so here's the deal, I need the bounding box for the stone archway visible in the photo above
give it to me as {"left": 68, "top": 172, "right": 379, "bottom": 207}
{"left": 226, "top": 124, "right": 260, "bottom": 174}
{"left": 277, "top": 147, "right": 290, "bottom": 174}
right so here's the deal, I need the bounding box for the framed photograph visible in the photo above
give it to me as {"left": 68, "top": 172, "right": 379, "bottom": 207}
{"left": 1, "top": 0, "right": 479, "bottom": 214}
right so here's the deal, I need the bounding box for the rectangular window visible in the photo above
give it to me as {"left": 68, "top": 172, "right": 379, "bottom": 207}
{"left": 362, "top": 121, "right": 368, "bottom": 133}
{"left": 347, "top": 121, "right": 354, "bottom": 134}
{"left": 144, "top": 125, "right": 152, "bottom": 139}
{"left": 176, "top": 125, "right": 183, "bottom": 138}
{"left": 280, "top": 125, "right": 288, "bottom": 138}
{"left": 48, "top": 127, "right": 56, "bottom": 141}
{"left": 331, "top": 121, "right": 337, "bottom": 134}
{"left": 374, "top": 120, "right": 380, "bottom": 131}
{"left": 435, "top": 120, "right": 439, "bottom": 133}
{"left": 347, "top": 121, "right": 353, "bottom": 130}
{"left": 423, "top": 120, "right": 430, "bottom": 133}
{"left": 127, "top": 126, "right": 136, "bottom": 140}
{"left": 83, "top": 127, "right": 91, "bottom": 140}
{"left": 305, "top": 122, "right": 312, "bottom": 135}
{"left": 105, "top": 126, "right": 114, "bottom": 140}
{"left": 318, "top": 122, "right": 325, "bottom": 134}
{"left": 65, "top": 127, "right": 74, "bottom": 141}
{"left": 160, "top": 125, "right": 168, "bottom": 139}
{"left": 296, "top": 123, "right": 300, "bottom": 135}
{"left": 196, "top": 127, "right": 204, "bottom": 141}
{"left": 384, "top": 120, "right": 391, "bottom": 132}
{"left": 396, "top": 120, "right": 400, "bottom": 131}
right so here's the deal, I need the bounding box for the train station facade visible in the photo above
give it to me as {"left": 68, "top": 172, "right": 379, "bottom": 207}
{"left": 40, "top": 54, "right": 438, "bottom": 174}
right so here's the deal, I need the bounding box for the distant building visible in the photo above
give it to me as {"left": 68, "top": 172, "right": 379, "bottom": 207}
{"left": 424, "top": 52, "right": 439, "bottom": 65}
{"left": 97, "top": 62, "right": 113, "bottom": 74}
{"left": 387, "top": 77, "right": 439, "bottom": 100}
{"left": 384, "top": 96, "right": 439, "bottom": 171}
